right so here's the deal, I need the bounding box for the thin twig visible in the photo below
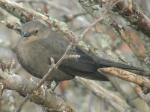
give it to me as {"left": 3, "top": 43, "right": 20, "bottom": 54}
{"left": 81, "top": 12, "right": 108, "bottom": 40}
{"left": 80, "top": 0, "right": 122, "bottom": 40}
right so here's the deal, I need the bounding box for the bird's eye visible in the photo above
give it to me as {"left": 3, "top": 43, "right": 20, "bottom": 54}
{"left": 22, "top": 32, "right": 31, "bottom": 37}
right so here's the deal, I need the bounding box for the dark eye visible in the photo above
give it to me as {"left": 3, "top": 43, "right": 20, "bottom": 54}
{"left": 22, "top": 32, "right": 31, "bottom": 37}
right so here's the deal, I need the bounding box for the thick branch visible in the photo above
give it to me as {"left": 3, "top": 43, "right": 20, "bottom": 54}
{"left": 76, "top": 77, "right": 132, "bottom": 112}
{"left": 99, "top": 67, "right": 150, "bottom": 88}
{"left": 0, "top": 70, "right": 74, "bottom": 112}
{"left": 113, "top": 0, "right": 150, "bottom": 38}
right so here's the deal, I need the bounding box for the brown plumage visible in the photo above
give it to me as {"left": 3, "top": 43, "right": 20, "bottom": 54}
{"left": 16, "top": 20, "right": 142, "bottom": 82}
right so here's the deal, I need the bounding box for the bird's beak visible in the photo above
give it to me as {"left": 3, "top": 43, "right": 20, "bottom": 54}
{"left": 22, "top": 32, "right": 31, "bottom": 37}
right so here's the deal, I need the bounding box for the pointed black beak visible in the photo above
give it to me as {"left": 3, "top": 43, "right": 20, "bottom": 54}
{"left": 22, "top": 32, "right": 31, "bottom": 37}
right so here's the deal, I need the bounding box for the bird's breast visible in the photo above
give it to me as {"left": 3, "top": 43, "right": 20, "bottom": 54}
{"left": 16, "top": 40, "right": 51, "bottom": 78}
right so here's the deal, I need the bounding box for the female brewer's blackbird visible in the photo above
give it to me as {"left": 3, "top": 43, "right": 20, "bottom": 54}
{"left": 16, "top": 20, "right": 141, "bottom": 82}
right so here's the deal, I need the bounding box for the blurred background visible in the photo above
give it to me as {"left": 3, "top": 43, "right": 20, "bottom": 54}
{"left": 0, "top": 0, "right": 150, "bottom": 112}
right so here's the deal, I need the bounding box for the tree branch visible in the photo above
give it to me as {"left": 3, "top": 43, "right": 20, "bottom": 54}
{"left": 0, "top": 70, "right": 74, "bottom": 112}
{"left": 76, "top": 77, "right": 132, "bottom": 112}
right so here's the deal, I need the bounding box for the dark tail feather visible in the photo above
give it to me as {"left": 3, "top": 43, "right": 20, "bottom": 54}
{"left": 85, "top": 71, "right": 109, "bottom": 81}
{"left": 96, "top": 58, "right": 150, "bottom": 79}
{"left": 96, "top": 57, "right": 143, "bottom": 71}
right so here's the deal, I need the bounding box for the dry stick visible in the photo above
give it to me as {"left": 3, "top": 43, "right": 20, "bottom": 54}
{"left": 111, "top": 22, "right": 145, "bottom": 59}
{"left": 113, "top": 0, "right": 150, "bottom": 38}
{"left": 16, "top": 43, "right": 73, "bottom": 112}
{"left": 81, "top": 13, "right": 108, "bottom": 40}
{"left": 79, "top": 0, "right": 124, "bottom": 40}
{"left": 0, "top": 70, "right": 74, "bottom": 112}
{"left": 99, "top": 67, "right": 150, "bottom": 88}
{"left": 79, "top": 0, "right": 122, "bottom": 40}
{"left": 76, "top": 77, "right": 131, "bottom": 112}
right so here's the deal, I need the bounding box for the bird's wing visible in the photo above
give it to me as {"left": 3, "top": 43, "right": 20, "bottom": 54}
{"left": 39, "top": 32, "right": 143, "bottom": 80}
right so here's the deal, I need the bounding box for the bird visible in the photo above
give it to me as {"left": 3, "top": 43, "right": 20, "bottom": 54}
{"left": 16, "top": 20, "right": 142, "bottom": 83}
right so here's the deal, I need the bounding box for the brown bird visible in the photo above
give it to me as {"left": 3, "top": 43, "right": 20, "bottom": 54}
{"left": 16, "top": 20, "right": 142, "bottom": 82}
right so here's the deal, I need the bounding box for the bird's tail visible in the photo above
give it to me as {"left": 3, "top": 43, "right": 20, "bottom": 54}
{"left": 96, "top": 57, "right": 143, "bottom": 71}
{"left": 96, "top": 57, "right": 150, "bottom": 77}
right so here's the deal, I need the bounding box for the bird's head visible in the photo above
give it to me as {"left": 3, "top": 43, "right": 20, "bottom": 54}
{"left": 20, "top": 20, "right": 49, "bottom": 43}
